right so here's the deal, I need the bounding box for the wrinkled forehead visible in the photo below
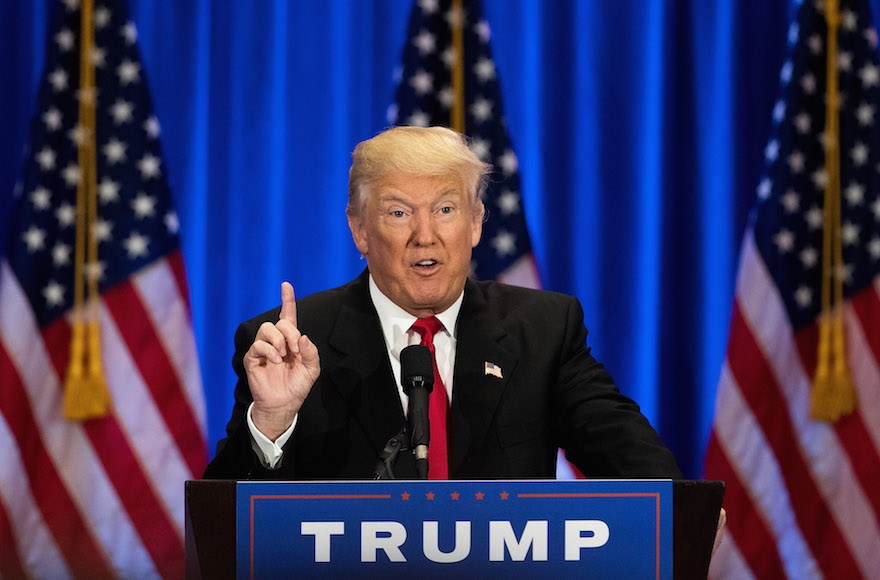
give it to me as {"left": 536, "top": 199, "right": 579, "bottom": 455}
{"left": 368, "top": 171, "right": 469, "bottom": 202}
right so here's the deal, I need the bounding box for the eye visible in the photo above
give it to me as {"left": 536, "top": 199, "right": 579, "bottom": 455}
{"left": 439, "top": 206, "right": 453, "bottom": 214}
{"left": 390, "top": 210, "right": 406, "bottom": 218}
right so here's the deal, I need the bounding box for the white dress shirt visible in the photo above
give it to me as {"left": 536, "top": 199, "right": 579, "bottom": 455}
{"left": 247, "top": 274, "right": 463, "bottom": 468}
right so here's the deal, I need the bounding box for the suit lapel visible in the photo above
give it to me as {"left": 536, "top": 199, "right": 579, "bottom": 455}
{"left": 449, "top": 279, "right": 517, "bottom": 475}
{"left": 322, "top": 272, "right": 406, "bottom": 456}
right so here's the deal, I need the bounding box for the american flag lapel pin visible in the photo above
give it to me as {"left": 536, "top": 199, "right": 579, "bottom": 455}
{"left": 484, "top": 361, "right": 503, "bottom": 379}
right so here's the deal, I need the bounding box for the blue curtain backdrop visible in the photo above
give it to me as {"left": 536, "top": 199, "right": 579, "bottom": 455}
{"left": 6, "top": 0, "right": 877, "bottom": 477}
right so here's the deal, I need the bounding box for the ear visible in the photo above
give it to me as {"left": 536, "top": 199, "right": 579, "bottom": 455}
{"left": 348, "top": 215, "right": 369, "bottom": 256}
{"left": 470, "top": 209, "right": 483, "bottom": 248}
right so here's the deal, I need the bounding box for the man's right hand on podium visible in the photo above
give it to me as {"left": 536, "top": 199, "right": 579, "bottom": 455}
{"left": 245, "top": 281, "right": 321, "bottom": 442}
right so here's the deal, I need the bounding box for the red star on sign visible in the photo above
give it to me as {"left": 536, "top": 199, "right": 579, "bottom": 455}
{"left": 500, "top": 491, "right": 510, "bottom": 500}
{"left": 451, "top": 492, "right": 460, "bottom": 500}
{"left": 401, "top": 492, "right": 410, "bottom": 501}
{"left": 475, "top": 491, "right": 485, "bottom": 500}
{"left": 426, "top": 492, "right": 435, "bottom": 500}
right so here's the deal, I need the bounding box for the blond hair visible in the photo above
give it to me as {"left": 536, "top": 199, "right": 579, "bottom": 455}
{"left": 347, "top": 126, "right": 490, "bottom": 219}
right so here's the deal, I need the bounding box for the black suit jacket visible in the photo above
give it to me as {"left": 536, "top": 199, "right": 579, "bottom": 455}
{"left": 204, "top": 270, "right": 681, "bottom": 480}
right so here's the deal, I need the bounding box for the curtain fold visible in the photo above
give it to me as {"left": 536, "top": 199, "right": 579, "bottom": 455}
{"left": 7, "top": 0, "right": 875, "bottom": 476}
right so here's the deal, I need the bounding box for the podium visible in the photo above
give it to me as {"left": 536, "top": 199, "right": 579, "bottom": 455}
{"left": 186, "top": 479, "right": 722, "bottom": 579}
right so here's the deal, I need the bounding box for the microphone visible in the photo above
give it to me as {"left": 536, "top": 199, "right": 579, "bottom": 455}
{"left": 400, "top": 345, "right": 434, "bottom": 479}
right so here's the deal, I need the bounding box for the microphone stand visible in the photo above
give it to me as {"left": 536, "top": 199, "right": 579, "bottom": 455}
{"left": 372, "top": 427, "right": 406, "bottom": 480}
{"left": 408, "top": 382, "right": 431, "bottom": 480}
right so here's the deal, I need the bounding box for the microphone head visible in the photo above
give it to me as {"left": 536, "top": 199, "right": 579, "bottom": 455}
{"left": 400, "top": 345, "right": 434, "bottom": 394}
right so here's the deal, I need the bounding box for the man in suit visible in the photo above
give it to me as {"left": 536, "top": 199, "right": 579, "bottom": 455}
{"left": 203, "top": 126, "right": 682, "bottom": 481}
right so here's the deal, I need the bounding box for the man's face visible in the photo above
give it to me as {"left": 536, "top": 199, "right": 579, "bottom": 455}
{"left": 348, "top": 172, "right": 482, "bottom": 317}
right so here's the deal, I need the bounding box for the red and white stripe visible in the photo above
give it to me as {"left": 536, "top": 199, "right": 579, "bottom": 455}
{"left": 707, "top": 233, "right": 880, "bottom": 579}
{"left": 0, "top": 250, "right": 207, "bottom": 579}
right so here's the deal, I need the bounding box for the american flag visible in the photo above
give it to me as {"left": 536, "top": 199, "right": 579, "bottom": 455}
{"left": 0, "top": 0, "right": 207, "bottom": 577}
{"left": 705, "top": 0, "right": 880, "bottom": 577}
{"left": 390, "top": 0, "right": 541, "bottom": 289}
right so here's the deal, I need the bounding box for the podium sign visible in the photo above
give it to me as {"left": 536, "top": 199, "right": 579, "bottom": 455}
{"left": 236, "top": 479, "right": 672, "bottom": 579}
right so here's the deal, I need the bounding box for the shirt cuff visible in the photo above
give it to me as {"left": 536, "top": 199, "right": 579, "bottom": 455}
{"left": 246, "top": 402, "right": 297, "bottom": 469}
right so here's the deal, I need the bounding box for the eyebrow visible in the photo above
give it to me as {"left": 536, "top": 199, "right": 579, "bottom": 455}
{"left": 377, "top": 189, "right": 460, "bottom": 205}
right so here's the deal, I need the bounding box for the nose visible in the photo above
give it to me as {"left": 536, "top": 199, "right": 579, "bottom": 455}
{"left": 411, "top": 211, "right": 437, "bottom": 246}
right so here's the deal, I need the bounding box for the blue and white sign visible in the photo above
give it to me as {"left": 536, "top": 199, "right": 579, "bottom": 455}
{"left": 236, "top": 479, "right": 672, "bottom": 579}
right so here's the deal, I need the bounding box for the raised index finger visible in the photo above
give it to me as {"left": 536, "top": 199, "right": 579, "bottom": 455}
{"left": 280, "top": 281, "right": 297, "bottom": 326}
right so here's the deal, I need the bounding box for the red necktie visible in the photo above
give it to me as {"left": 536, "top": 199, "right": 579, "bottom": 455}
{"left": 410, "top": 317, "right": 449, "bottom": 480}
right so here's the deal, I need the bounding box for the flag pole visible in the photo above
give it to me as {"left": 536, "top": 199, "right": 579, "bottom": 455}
{"left": 451, "top": 0, "right": 465, "bottom": 133}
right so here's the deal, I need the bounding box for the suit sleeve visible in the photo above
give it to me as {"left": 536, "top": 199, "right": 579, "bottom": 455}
{"left": 553, "top": 297, "right": 682, "bottom": 478}
{"left": 202, "top": 309, "right": 300, "bottom": 480}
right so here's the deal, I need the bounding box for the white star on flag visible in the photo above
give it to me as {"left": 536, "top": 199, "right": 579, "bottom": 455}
{"left": 137, "top": 154, "right": 161, "bottom": 179}
{"left": 410, "top": 69, "right": 434, "bottom": 95}
{"left": 110, "top": 99, "right": 134, "bottom": 123}
{"left": 94, "top": 6, "right": 110, "bottom": 28}
{"left": 52, "top": 242, "right": 71, "bottom": 266}
{"left": 497, "top": 149, "right": 518, "bottom": 174}
{"left": 497, "top": 190, "right": 520, "bottom": 215}
{"left": 407, "top": 110, "right": 430, "bottom": 127}
{"left": 116, "top": 58, "right": 140, "bottom": 84}
{"left": 49, "top": 68, "right": 69, "bottom": 92}
{"left": 121, "top": 21, "right": 137, "bottom": 44}
{"left": 68, "top": 124, "right": 90, "bottom": 146}
{"left": 859, "top": 62, "right": 879, "bottom": 86}
{"left": 469, "top": 138, "right": 490, "bottom": 160}
{"left": 794, "top": 285, "right": 812, "bottom": 307}
{"left": 31, "top": 187, "right": 52, "bottom": 210}
{"left": 850, "top": 142, "right": 868, "bottom": 165}
{"left": 470, "top": 98, "right": 492, "bottom": 122}
{"left": 22, "top": 226, "right": 47, "bottom": 252}
{"left": 61, "top": 163, "right": 81, "bottom": 187}
{"left": 56, "top": 28, "right": 75, "bottom": 51}
{"left": 98, "top": 177, "right": 120, "bottom": 203}
{"left": 413, "top": 30, "right": 436, "bottom": 55}
{"left": 90, "top": 46, "right": 107, "bottom": 68}
{"left": 102, "top": 138, "right": 127, "bottom": 164}
{"left": 84, "top": 260, "right": 107, "bottom": 282}
{"left": 43, "top": 107, "right": 63, "bottom": 131}
{"left": 491, "top": 230, "right": 516, "bottom": 257}
{"left": 42, "top": 280, "right": 66, "bottom": 307}
{"left": 800, "top": 246, "right": 818, "bottom": 268}
{"left": 132, "top": 192, "right": 157, "bottom": 219}
{"left": 473, "top": 56, "right": 495, "bottom": 81}
{"left": 164, "top": 212, "right": 180, "bottom": 235}
{"left": 123, "top": 231, "right": 149, "bottom": 258}
{"left": 93, "top": 218, "right": 113, "bottom": 242}
{"left": 55, "top": 203, "right": 76, "bottom": 228}
{"left": 36, "top": 147, "right": 57, "bottom": 171}
{"left": 802, "top": 72, "right": 818, "bottom": 93}
{"left": 144, "top": 115, "right": 160, "bottom": 138}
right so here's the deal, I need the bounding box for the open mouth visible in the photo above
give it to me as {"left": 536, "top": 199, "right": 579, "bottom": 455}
{"left": 414, "top": 259, "right": 439, "bottom": 270}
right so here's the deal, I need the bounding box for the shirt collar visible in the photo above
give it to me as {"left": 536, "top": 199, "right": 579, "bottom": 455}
{"left": 368, "top": 274, "right": 464, "bottom": 343}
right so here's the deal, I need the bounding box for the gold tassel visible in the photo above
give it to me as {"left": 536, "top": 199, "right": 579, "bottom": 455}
{"left": 64, "top": 0, "right": 111, "bottom": 421}
{"left": 810, "top": 311, "right": 857, "bottom": 422}
{"left": 809, "top": 0, "right": 857, "bottom": 422}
